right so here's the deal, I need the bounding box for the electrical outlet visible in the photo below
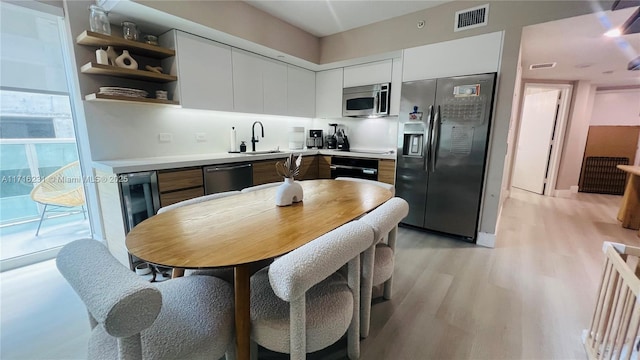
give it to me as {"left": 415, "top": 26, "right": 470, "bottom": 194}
{"left": 195, "top": 132, "right": 206, "bottom": 142}
{"left": 158, "top": 133, "right": 172, "bottom": 143}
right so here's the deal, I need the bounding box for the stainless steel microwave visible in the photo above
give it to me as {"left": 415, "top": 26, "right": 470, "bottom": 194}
{"left": 342, "top": 83, "right": 390, "bottom": 117}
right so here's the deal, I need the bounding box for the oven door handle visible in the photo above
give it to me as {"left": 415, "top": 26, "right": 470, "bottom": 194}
{"left": 330, "top": 164, "right": 378, "bottom": 174}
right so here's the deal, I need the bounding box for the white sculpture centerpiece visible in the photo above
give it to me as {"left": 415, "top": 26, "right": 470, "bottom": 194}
{"left": 275, "top": 153, "right": 303, "bottom": 206}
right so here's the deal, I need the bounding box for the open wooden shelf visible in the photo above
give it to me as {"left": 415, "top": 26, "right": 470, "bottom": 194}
{"left": 80, "top": 62, "right": 177, "bottom": 83}
{"left": 76, "top": 31, "right": 175, "bottom": 58}
{"left": 85, "top": 93, "right": 180, "bottom": 106}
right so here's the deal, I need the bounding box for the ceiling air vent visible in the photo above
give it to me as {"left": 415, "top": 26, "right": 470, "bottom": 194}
{"left": 529, "top": 62, "right": 557, "bottom": 70}
{"left": 454, "top": 4, "right": 489, "bottom": 32}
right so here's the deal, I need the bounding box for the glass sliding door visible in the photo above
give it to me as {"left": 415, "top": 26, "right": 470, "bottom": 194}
{"left": 0, "top": 2, "right": 91, "bottom": 269}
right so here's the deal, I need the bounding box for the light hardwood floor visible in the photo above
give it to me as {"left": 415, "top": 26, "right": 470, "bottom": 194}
{"left": 360, "top": 188, "right": 640, "bottom": 360}
{"left": 1, "top": 189, "right": 638, "bottom": 359}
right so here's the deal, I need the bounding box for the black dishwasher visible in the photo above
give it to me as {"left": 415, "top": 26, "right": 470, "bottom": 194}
{"left": 203, "top": 163, "right": 253, "bottom": 194}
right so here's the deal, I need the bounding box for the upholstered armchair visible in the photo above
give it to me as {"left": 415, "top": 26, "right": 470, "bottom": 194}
{"left": 359, "top": 197, "right": 409, "bottom": 338}
{"left": 56, "top": 239, "right": 235, "bottom": 360}
{"left": 249, "top": 221, "right": 374, "bottom": 359}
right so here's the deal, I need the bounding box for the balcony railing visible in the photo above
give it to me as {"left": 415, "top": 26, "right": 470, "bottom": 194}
{"left": 0, "top": 138, "right": 79, "bottom": 226}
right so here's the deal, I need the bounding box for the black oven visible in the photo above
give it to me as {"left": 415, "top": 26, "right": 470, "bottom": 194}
{"left": 330, "top": 156, "right": 378, "bottom": 180}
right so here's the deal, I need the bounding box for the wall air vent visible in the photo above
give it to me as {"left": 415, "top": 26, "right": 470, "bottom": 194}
{"left": 454, "top": 4, "right": 489, "bottom": 32}
{"left": 529, "top": 62, "right": 557, "bottom": 70}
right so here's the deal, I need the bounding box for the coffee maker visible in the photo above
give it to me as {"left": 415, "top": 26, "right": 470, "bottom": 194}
{"left": 326, "top": 124, "right": 338, "bottom": 149}
{"left": 307, "top": 130, "right": 323, "bottom": 149}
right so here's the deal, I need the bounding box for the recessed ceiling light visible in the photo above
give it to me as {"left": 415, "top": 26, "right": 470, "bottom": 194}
{"left": 604, "top": 28, "right": 622, "bottom": 37}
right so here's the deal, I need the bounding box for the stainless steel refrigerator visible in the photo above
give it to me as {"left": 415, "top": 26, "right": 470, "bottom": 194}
{"left": 396, "top": 73, "right": 496, "bottom": 241}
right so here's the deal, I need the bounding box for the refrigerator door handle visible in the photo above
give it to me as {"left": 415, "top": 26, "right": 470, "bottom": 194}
{"left": 424, "top": 105, "right": 434, "bottom": 172}
{"left": 430, "top": 105, "right": 441, "bottom": 172}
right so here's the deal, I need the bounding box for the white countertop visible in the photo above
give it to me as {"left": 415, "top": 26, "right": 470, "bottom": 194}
{"left": 92, "top": 149, "right": 396, "bottom": 174}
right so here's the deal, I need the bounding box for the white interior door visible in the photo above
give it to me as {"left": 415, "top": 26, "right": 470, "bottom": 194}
{"left": 512, "top": 89, "right": 560, "bottom": 194}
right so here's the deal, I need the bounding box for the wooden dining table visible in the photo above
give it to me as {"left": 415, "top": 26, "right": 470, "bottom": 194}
{"left": 617, "top": 165, "right": 640, "bottom": 234}
{"left": 125, "top": 179, "right": 393, "bottom": 360}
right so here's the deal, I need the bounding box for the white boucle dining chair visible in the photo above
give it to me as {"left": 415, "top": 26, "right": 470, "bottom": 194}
{"left": 240, "top": 182, "right": 281, "bottom": 193}
{"left": 56, "top": 239, "right": 235, "bottom": 360}
{"left": 358, "top": 197, "right": 409, "bottom": 338}
{"left": 249, "top": 221, "right": 374, "bottom": 360}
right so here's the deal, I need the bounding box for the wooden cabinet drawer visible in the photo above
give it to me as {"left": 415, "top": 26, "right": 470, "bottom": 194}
{"left": 299, "top": 155, "right": 318, "bottom": 180}
{"left": 318, "top": 155, "right": 332, "bottom": 179}
{"left": 160, "top": 187, "right": 204, "bottom": 207}
{"left": 378, "top": 159, "right": 396, "bottom": 185}
{"left": 158, "top": 168, "right": 203, "bottom": 193}
{"left": 252, "top": 159, "right": 283, "bottom": 185}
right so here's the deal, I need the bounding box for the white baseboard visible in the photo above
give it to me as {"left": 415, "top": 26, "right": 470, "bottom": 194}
{"left": 570, "top": 185, "right": 579, "bottom": 193}
{"left": 554, "top": 189, "right": 574, "bottom": 198}
{"left": 477, "top": 232, "right": 496, "bottom": 248}
{"left": 0, "top": 247, "right": 61, "bottom": 272}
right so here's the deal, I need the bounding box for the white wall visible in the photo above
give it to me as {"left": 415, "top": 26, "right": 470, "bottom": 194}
{"left": 84, "top": 102, "right": 314, "bottom": 160}
{"left": 589, "top": 88, "right": 640, "bottom": 165}
{"left": 84, "top": 102, "right": 399, "bottom": 161}
{"left": 311, "top": 116, "right": 398, "bottom": 153}
{"left": 590, "top": 89, "right": 640, "bottom": 126}
{"left": 556, "top": 81, "right": 597, "bottom": 190}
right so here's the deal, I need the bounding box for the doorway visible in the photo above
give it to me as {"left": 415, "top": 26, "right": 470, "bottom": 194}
{"left": 510, "top": 83, "right": 573, "bottom": 196}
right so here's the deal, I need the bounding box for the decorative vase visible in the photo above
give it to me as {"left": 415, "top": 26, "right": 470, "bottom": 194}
{"left": 95, "top": 48, "right": 109, "bottom": 65}
{"left": 275, "top": 177, "right": 303, "bottom": 207}
{"left": 115, "top": 50, "right": 138, "bottom": 69}
{"left": 105, "top": 46, "right": 118, "bottom": 66}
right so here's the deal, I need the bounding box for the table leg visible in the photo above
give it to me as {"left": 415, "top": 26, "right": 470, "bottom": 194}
{"left": 235, "top": 264, "right": 251, "bottom": 360}
{"left": 171, "top": 268, "right": 185, "bottom": 278}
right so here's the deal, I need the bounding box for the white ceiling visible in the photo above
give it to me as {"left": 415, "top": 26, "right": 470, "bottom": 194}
{"left": 243, "top": 0, "right": 450, "bottom": 37}
{"left": 243, "top": 0, "right": 639, "bottom": 87}
{"left": 521, "top": 7, "right": 640, "bottom": 87}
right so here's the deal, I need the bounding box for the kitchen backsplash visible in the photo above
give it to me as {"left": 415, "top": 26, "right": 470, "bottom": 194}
{"left": 311, "top": 116, "right": 398, "bottom": 153}
{"left": 85, "top": 102, "right": 398, "bottom": 160}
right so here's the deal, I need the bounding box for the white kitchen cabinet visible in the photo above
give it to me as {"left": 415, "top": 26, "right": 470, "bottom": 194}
{"left": 162, "top": 30, "right": 233, "bottom": 111}
{"left": 232, "top": 48, "right": 295, "bottom": 116}
{"left": 287, "top": 65, "right": 315, "bottom": 118}
{"left": 343, "top": 59, "right": 392, "bottom": 88}
{"left": 263, "top": 57, "right": 288, "bottom": 116}
{"left": 402, "top": 31, "right": 503, "bottom": 82}
{"left": 232, "top": 48, "right": 265, "bottom": 114}
{"left": 315, "top": 68, "right": 343, "bottom": 118}
{"left": 390, "top": 57, "right": 402, "bottom": 116}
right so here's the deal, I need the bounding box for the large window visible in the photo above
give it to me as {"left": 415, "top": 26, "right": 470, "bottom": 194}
{"left": 0, "top": 2, "right": 90, "bottom": 268}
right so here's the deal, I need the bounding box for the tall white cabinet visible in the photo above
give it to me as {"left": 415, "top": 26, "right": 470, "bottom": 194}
{"left": 315, "top": 68, "right": 344, "bottom": 118}
{"left": 232, "top": 48, "right": 289, "bottom": 115}
{"left": 287, "top": 65, "right": 315, "bottom": 118}
{"left": 161, "top": 30, "right": 234, "bottom": 111}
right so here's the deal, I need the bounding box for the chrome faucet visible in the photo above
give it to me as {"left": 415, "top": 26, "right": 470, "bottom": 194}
{"left": 251, "top": 121, "right": 264, "bottom": 152}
